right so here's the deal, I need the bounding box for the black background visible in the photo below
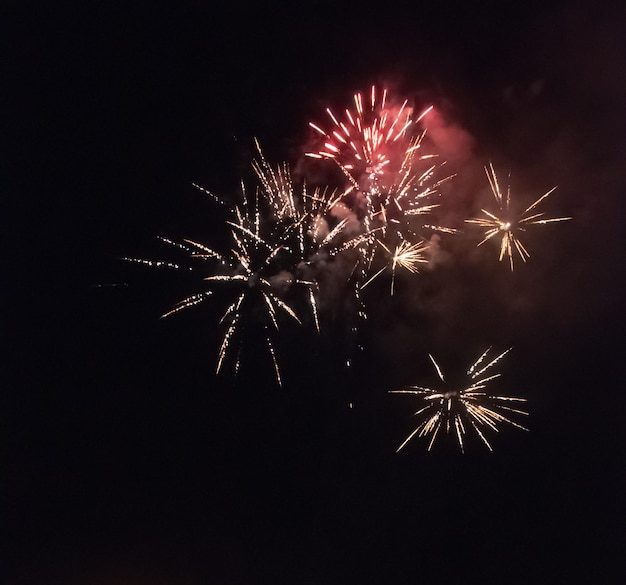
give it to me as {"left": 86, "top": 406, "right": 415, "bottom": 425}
{"left": 3, "top": 1, "right": 626, "bottom": 583}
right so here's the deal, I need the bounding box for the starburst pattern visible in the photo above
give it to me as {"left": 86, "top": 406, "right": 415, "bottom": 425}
{"left": 465, "top": 163, "right": 572, "bottom": 270}
{"left": 390, "top": 348, "right": 528, "bottom": 452}
{"left": 306, "top": 85, "right": 431, "bottom": 176}
{"left": 306, "top": 87, "right": 448, "bottom": 225}
{"left": 124, "top": 151, "right": 330, "bottom": 386}
{"left": 362, "top": 237, "right": 429, "bottom": 295}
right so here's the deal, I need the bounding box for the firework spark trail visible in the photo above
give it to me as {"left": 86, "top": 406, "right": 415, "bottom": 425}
{"left": 361, "top": 237, "right": 429, "bottom": 295}
{"left": 160, "top": 292, "right": 213, "bottom": 318}
{"left": 252, "top": 138, "right": 298, "bottom": 221}
{"left": 390, "top": 348, "right": 528, "bottom": 452}
{"left": 370, "top": 138, "right": 457, "bottom": 240}
{"left": 251, "top": 140, "right": 352, "bottom": 265}
{"left": 465, "top": 163, "right": 572, "bottom": 270}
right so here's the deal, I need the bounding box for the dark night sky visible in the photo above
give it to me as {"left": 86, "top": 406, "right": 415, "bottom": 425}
{"left": 3, "top": 1, "right": 626, "bottom": 583}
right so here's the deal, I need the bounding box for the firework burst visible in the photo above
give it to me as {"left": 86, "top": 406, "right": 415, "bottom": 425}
{"left": 306, "top": 85, "right": 432, "bottom": 176}
{"left": 305, "top": 86, "right": 456, "bottom": 300}
{"left": 202, "top": 220, "right": 314, "bottom": 386}
{"left": 252, "top": 139, "right": 351, "bottom": 264}
{"left": 306, "top": 86, "right": 449, "bottom": 222}
{"left": 390, "top": 348, "right": 528, "bottom": 453}
{"left": 124, "top": 148, "right": 336, "bottom": 385}
{"left": 465, "top": 163, "right": 572, "bottom": 270}
{"left": 369, "top": 136, "right": 457, "bottom": 240}
{"left": 362, "top": 237, "right": 429, "bottom": 295}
